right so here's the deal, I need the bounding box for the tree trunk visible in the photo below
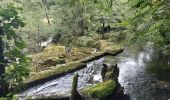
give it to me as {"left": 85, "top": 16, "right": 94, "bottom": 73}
{"left": 0, "top": 25, "right": 7, "bottom": 96}
{"left": 41, "top": 0, "right": 51, "bottom": 26}
{"left": 70, "top": 73, "right": 82, "bottom": 100}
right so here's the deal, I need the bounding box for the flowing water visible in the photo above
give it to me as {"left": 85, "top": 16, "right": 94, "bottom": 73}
{"left": 117, "top": 42, "right": 170, "bottom": 100}
{"left": 19, "top": 58, "right": 107, "bottom": 99}
{"left": 20, "top": 42, "right": 170, "bottom": 100}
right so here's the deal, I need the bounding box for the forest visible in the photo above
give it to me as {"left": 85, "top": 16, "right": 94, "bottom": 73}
{"left": 0, "top": 0, "right": 170, "bottom": 100}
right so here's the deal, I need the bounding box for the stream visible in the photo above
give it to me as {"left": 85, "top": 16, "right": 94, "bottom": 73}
{"left": 19, "top": 42, "right": 170, "bottom": 100}
{"left": 117, "top": 42, "right": 170, "bottom": 100}
{"left": 19, "top": 58, "right": 106, "bottom": 99}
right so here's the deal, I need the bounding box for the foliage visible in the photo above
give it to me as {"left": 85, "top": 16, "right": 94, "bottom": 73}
{"left": 0, "top": 0, "right": 129, "bottom": 52}
{"left": 129, "top": 0, "right": 170, "bottom": 54}
{"left": 0, "top": 2, "right": 30, "bottom": 93}
{"left": 0, "top": 94, "right": 18, "bottom": 100}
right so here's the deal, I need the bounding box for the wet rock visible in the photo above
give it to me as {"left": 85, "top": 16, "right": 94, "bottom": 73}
{"left": 101, "top": 63, "right": 119, "bottom": 81}
{"left": 101, "top": 64, "right": 108, "bottom": 80}
{"left": 103, "top": 63, "right": 119, "bottom": 82}
{"left": 52, "top": 33, "right": 62, "bottom": 43}
{"left": 80, "top": 80, "right": 116, "bottom": 100}
{"left": 80, "top": 63, "right": 128, "bottom": 100}
{"left": 112, "top": 64, "right": 119, "bottom": 83}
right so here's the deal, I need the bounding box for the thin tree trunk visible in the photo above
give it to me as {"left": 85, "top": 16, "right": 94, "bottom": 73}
{"left": 41, "top": 0, "right": 51, "bottom": 26}
{"left": 110, "top": 0, "right": 113, "bottom": 8}
{"left": 0, "top": 25, "right": 7, "bottom": 96}
{"left": 70, "top": 73, "right": 82, "bottom": 100}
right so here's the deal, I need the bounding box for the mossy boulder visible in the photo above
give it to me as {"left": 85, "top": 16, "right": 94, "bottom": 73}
{"left": 66, "top": 47, "right": 94, "bottom": 62}
{"left": 43, "top": 45, "right": 65, "bottom": 54}
{"left": 26, "top": 62, "right": 86, "bottom": 83}
{"left": 42, "top": 57, "right": 66, "bottom": 67}
{"left": 99, "top": 40, "right": 122, "bottom": 52}
{"left": 32, "top": 45, "right": 65, "bottom": 63}
{"left": 71, "top": 47, "right": 93, "bottom": 55}
{"left": 80, "top": 63, "right": 123, "bottom": 100}
{"left": 81, "top": 80, "right": 116, "bottom": 100}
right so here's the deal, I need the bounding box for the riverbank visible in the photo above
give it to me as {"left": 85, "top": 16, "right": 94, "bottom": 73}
{"left": 23, "top": 40, "right": 123, "bottom": 87}
{"left": 23, "top": 49, "right": 123, "bottom": 90}
{"left": 20, "top": 60, "right": 129, "bottom": 100}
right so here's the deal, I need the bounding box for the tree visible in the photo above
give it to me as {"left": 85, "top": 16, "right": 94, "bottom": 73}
{"left": 0, "top": 3, "right": 29, "bottom": 96}
{"left": 129, "top": 0, "right": 170, "bottom": 54}
{"left": 53, "top": 0, "right": 119, "bottom": 35}
{"left": 0, "top": 19, "right": 6, "bottom": 96}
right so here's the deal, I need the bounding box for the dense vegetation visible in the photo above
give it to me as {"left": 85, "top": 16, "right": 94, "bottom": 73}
{"left": 130, "top": 0, "right": 170, "bottom": 54}
{"left": 0, "top": 0, "right": 170, "bottom": 99}
{"left": 0, "top": 3, "right": 30, "bottom": 98}
{"left": 129, "top": 0, "right": 170, "bottom": 81}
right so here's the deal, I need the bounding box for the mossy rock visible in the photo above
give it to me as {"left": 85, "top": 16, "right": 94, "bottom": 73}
{"left": 81, "top": 80, "right": 116, "bottom": 100}
{"left": 66, "top": 47, "right": 93, "bottom": 62}
{"left": 32, "top": 45, "right": 66, "bottom": 63}
{"left": 70, "top": 47, "right": 93, "bottom": 55}
{"left": 97, "top": 40, "right": 122, "bottom": 53}
{"left": 26, "top": 62, "right": 86, "bottom": 83}
{"left": 42, "top": 57, "right": 66, "bottom": 66}
{"left": 43, "top": 45, "right": 65, "bottom": 54}
{"left": 105, "top": 71, "right": 114, "bottom": 80}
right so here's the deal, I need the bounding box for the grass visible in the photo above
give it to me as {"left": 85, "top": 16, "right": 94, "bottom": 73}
{"left": 81, "top": 80, "right": 116, "bottom": 99}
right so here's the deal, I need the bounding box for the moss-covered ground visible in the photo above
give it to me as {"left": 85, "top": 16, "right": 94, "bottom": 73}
{"left": 25, "top": 34, "right": 123, "bottom": 83}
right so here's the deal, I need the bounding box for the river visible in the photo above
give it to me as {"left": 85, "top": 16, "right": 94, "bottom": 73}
{"left": 19, "top": 42, "right": 170, "bottom": 100}
{"left": 117, "top": 42, "right": 170, "bottom": 100}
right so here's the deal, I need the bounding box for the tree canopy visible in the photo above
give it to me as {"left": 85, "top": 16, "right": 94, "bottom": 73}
{"left": 0, "top": 2, "right": 30, "bottom": 97}
{"left": 130, "top": 0, "right": 170, "bottom": 54}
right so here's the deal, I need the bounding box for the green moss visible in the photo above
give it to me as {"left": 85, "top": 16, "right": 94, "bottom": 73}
{"left": 26, "top": 40, "right": 123, "bottom": 83}
{"left": 25, "top": 62, "right": 85, "bottom": 83}
{"left": 32, "top": 45, "right": 65, "bottom": 61}
{"left": 82, "top": 80, "right": 116, "bottom": 99}
{"left": 66, "top": 47, "right": 93, "bottom": 62}
{"left": 42, "top": 57, "right": 65, "bottom": 66}
{"left": 70, "top": 73, "right": 79, "bottom": 100}
{"left": 96, "top": 40, "right": 123, "bottom": 53}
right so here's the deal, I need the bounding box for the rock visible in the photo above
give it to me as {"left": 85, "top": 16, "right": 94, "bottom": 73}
{"left": 98, "top": 40, "right": 122, "bottom": 53}
{"left": 101, "top": 64, "right": 108, "bottom": 80}
{"left": 41, "top": 57, "right": 66, "bottom": 67}
{"left": 102, "top": 63, "right": 119, "bottom": 82}
{"left": 112, "top": 64, "right": 119, "bottom": 83}
{"left": 80, "top": 63, "right": 127, "bottom": 100}
{"left": 52, "top": 33, "right": 62, "bottom": 43}
{"left": 80, "top": 80, "right": 116, "bottom": 100}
